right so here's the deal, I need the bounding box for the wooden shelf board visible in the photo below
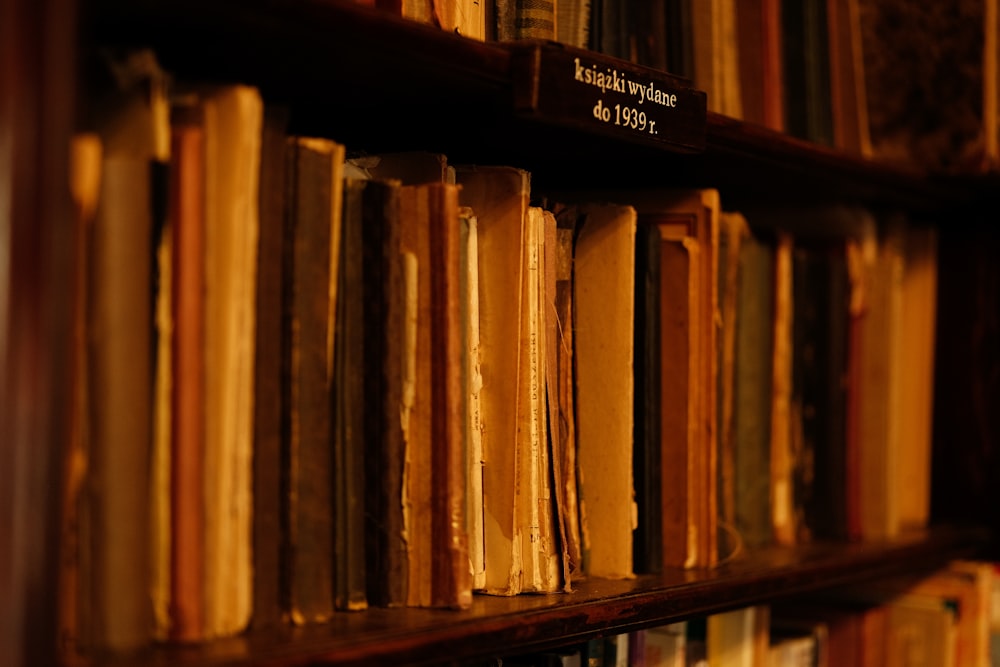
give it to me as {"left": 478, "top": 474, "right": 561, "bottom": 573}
{"left": 79, "top": 525, "right": 987, "bottom": 667}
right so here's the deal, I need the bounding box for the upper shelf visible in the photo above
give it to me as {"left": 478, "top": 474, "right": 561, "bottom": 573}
{"left": 87, "top": 0, "right": 992, "bottom": 214}
{"left": 86, "top": 526, "right": 989, "bottom": 667}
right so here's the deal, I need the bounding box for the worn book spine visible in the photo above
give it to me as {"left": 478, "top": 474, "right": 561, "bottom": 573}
{"left": 251, "top": 104, "right": 288, "bottom": 630}
{"left": 362, "top": 179, "right": 408, "bottom": 607}
{"left": 284, "top": 137, "right": 342, "bottom": 624}
{"left": 335, "top": 179, "right": 368, "bottom": 612}
{"left": 428, "top": 183, "right": 473, "bottom": 608}
{"left": 633, "top": 221, "right": 662, "bottom": 574}
{"left": 169, "top": 112, "right": 205, "bottom": 642}
{"left": 733, "top": 232, "right": 774, "bottom": 550}
{"left": 770, "top": 233, "right": 795, "bottom": 547}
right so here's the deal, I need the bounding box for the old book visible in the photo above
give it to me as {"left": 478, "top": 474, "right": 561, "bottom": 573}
{"left": 541, "top": 209, "right": 572, "bottom": 591}
{"left": 284, "top": 136, "right": 344, "bottom": 624}
{"left": 251, "top": 104, "right": 289, "bottom": 630}
{"left": 395, "top": 182, "right": 473, "bottom": 608}
{"left": 461, "top": 208, "right": 487, "bottom": 592}
{"left": 633, "top": 220, "right": 662, "bottom": 574}
{"left": 168, "top": 108, "right": 205, "bottom": 642}
{"left": 691, "top": 0, "right": 743, "bottom": 117}
{"left": 335, "top": 179, "right": 369, "bottom": 612}
{"left": 61, "top": 133, "right": 102, "bottom": 657}
{"left": 769, "top": 233, "right": 795, "bottom": 547}
{"left": 85, "top": 57, "right": 169, "bottom": 650}
{"left": 716, "top": 212, "right": 744, "bottom": 561}
{"left": 426, "top": 182, "right": 473, "bottom": 608}
{"left": 550, "top": 216, "right": 583, "bottom": 580}
{"left": 200, "top": 85, "right": 262, "bottom": 637}
{"left": 826, "top": 0, "right": 871, "bottom": 155}
{"left": 707, "top": 606, "right": 766, "bottom": 667}
{"left": 856, "top": 221, "right": 904, "bottom": 541}
{"left": 647, "top": 190, "right": 719, "bottom": 570}
{"left": 896, "top": 226, "right": 937, "bottom": 531}
{"left": 454, "top": 165, "right": 530, "bottom": 596}
{"left": 397, "top": 181, "right": 434, "bottom": 607}
{"left": 733, "top": 224, "right": 774, "bottom": 551}
{"left": 574, "top": 202, "right": 637, "bottom": 579}
{"left": 782, "top": 0, "right": 833, "bottom": 144}
{"left": 518, "top": 206, "right": 560, "bottom": 594}
{"left": 361, "top": 178, "right": 409, "bottom": 608}
{"left": 737, "top": 0, "right": 785, "bottom": 130}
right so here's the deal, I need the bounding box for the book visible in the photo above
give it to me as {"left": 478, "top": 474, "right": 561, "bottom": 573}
{"left": 732, "top": 223, "right": 774, "bottom": 551}
{"left": 335, "top": 179, "right": 369, "bottom": 612}
{"left": 517, "top": 206, "right": 560, "bottom": 594}
{"left": 360, "top": 178, "right": 409, "bottom": 608}
{"left": 251, "top": 104, "right": 289, "bottom": 630}
{"left": 736, "top": 0, "right": 785, "bottom": 130}
{"left": 426, "top": 182, "right": 474, "bottom": 607}
{"left": 573, "top": 202, "right": 637, "bottom": 579}
{"left": 896, "top": 225, "right": 937, "bottom": 531}
{"left": 61, "top": 133, "right": 102, "bottom": 657}
{"left": 769, "top": 233, "right": 795, "bottom": 547}
{"left": 550, "top": 215, "right": 583, "bottom": 580}
{"left": 454, "top": 165, "right": 531, "bottom": 596}
{"left": 167, "top": 106, "right": 205, "bottom": 642}
{"left": 85, "top": 54, "right": 169, "bottom": 649}
{"left": 633, "top": 220, "right": 662, "bottom": 574}
{"left": 284, "top": 136, "right": 344, "bottom": 624}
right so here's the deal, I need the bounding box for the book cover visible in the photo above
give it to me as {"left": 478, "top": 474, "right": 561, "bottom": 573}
{"left": 284, "top": 136, "right": 344, "bottom": 624}
{"left": 454, "top": 165, "right": 530, "bottom": 596}
{"left": 574, "top": 202, "right": 637, "bottom": 580}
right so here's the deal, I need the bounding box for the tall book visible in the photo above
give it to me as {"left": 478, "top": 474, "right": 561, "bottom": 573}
{"left": 251, "top": 104, "right": 290, "bottom": 630}
{"left": 283, "top": 136, "right": 344, "bottom": 624}
{"left": 633, "top": 220, "right": 662, "bottom": 574}
{"left": 360, "top": 178, "right": 409, "bottom": 608}
{"left": 335, "top": 179, "right": 369, "bottom": 612}
{"left": 517, "top": 206, "right": 560, "bottom": 594}
{"left": 732, "top": 221, "right": 775, "bottom": 551}
{"left": 769, "top": 233, "right": 795, "bottom": 547}
{"left": 454, "top": 166, "right": 531, "bottom": 596}
{"left": 85, "top": 57, "right": 169, "bottom": 650}
{"left": 426, "top": 182, "right": 474, "bottom": 607}
{"left": 574, "top": 202, "right": 637, "bottom": 579}
{"left": 896, "top": 225, "right": 937, "bottom": 531}
{"left": 168, "top": 106, "right": 205, "bottom": 642}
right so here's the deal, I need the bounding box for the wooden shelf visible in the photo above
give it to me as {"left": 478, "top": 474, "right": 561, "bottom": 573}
{"left": 87, "top": 0, "right": 984, "bottom": 213}
{"left": 80, "top": 526, "right": 988, "bottom": 667}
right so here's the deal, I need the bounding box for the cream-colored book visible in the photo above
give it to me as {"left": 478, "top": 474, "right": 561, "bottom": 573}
{"left": 455, "top": 165, "right": 531, "bottom": 596}
{"left": 201, "top": 85, "right": 262, "bottom": 637}
{"left": 574, "top": 202, "right": 637, "bottom": 580}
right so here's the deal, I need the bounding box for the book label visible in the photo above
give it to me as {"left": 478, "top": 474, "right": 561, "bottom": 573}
{"left": 511, "top": 41, "right": 707, "bottom": 152}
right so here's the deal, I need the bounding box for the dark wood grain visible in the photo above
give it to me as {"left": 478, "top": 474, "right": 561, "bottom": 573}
{"left": 78, "top": 526, "right": 988, "bottom": 666}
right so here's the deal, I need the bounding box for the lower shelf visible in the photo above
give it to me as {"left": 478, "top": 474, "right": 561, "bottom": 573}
{"left": 90, "top": 525, "right": 989, "bottom": 667}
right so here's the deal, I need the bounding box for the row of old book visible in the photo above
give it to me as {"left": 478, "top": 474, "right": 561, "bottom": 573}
{"left": 381, "top": 0, "right": 999, "bottom": 173}
{"left": 487, "top": 561, "right": 1000, "bottom": 667}
{"left": 64, "top": 53, "right": 937, "bottom": 654}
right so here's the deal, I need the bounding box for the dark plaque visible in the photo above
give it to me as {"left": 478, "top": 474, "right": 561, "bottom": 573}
{"left": 510, "top": 41, "right": 707, "bottom": 152}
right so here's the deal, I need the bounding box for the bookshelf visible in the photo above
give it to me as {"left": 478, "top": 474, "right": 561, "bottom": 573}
{"left": 3, "top": 0, "right": 999, "bottom": 665}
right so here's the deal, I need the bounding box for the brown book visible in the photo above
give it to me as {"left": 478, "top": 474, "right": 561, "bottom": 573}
{"left": 284, "top": 136, "right": 344, "bottom": 624}
{"left": 826, "top": 0, "right": 871, "bottom": 155}
{"left": 573, "top": 202, "right": 637, "bottom": 580}
{"left": 61, "top": 133, "right": 102, "bottom": 657}
{"left": 361, "top": 178, "right": 409, "bottom": 608}
{"left": 769, "top": 233, "right": 795, "bottom": 547}
{"left": 551, "top": 216, "right": 583, "bottom": 580}
{"left": 454, "top": 165, "right": 531, "bottom": 596}
{"left": 335, "top": 179, "right": 369, "bottom": 612}
{"left": 737, "top": 0, "right": 785, "bottom": 130}
{"left": 251, "top": 104, "right": 289, "bottom": 630}
{"left": 85, "top": 61, "right": 170, "bottom": 649}
{"left": 398, "top": 181, "right": 472, "bottom": 607}
{"left": 427, "top": 182, "right": 473, "bottom": 608}
{"left": 200, "top": 85, "right": 262, "bottom": 637}
{"left": 168, "top": 109, "right": 205, "bottom": 642}
{"left": 896, "top": 226, "right": 937, "bottom": 531}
